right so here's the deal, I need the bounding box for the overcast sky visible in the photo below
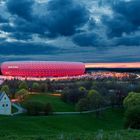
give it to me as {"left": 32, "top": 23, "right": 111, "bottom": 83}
{"left": 0, "top": 0, "right": 140, "bottom": 62}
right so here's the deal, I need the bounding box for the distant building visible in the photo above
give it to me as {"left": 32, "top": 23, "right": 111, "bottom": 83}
{"left": 0, "top": 92, "right": 11, "bottom": 115}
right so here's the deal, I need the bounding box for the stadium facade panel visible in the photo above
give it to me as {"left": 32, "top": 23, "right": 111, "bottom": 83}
{"left": 1, "top": 61, "right": 85, "bottom": 77}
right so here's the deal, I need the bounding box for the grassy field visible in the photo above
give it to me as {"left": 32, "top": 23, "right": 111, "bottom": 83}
{"left": 0, "top": 108, "right": 139, "bottom": 139}
{"left": 1, "top": 94, "right": 139, "bottom": 139}
{"left": 0, "top": 130, "right": 139, "bottom": 140}
{"left": 0, "top": 109, "right": 123, "bottom": 135}
{"left": 23, "top": 93, "right": 75, "bottom": 112}
{"left": 0, "top": 130, "right": 138, "bottom": 140}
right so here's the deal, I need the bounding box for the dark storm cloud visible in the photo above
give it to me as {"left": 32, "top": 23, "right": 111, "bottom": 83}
{"left": 102, "top": 15, "right": 136, "bottom": 38}
{"left": 114, "top": 35, "right": 140, "bottom": 46}
{"left": 0, "top": 0, "right": 140, "bottom": 62}
{"left": 73, "top": 33, "right": 105, "bottom": 47}
{"left": 9, "top": 32, "right": 32, "bottom": 40}
{"left": 0, "top": 15, "right": 8, "bottom": 23}
{"left": 102, "top": 0, "right": 140, "bottom": 38}
{"left": 0, "top": 42, "right": 60, "bottom": 55}
{"left": 45, "top": 0, "right": 89, "bottom": 36}
{"left": 6, "top": 0, "right": 34, "bottom": 21}
{"left": 4, "top": 0, "right": 89, "bottom": 39}
{"left": 0, "top": 38, "right": 6, "bottom": 42}
{"left": 112, "top": 0, "right": 140, "bottom": 27}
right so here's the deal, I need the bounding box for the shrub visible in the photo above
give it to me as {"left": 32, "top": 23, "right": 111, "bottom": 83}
{"left": 44, "top": 103, "right": 53, "bottom": 115}
{"left": 25, "top": 101, "right": 44, "bottom": 115}
{"left": 124, "top": 105, "right": 140, "bottom": 129}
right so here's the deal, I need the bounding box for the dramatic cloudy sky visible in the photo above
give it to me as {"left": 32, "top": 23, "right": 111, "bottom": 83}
{"left": 0, "top": 0, "right": 140, "bottom": 62}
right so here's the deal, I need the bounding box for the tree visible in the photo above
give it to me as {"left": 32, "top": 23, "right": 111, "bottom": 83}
{"left": 61, "top": 87, "right": 70, "bottom": 102}
{"left": 61, "top": 87, "right": 86, "bottom": 104}
{"left": 76, "top": 98, "right": 89, "bottom": 112}
{"left": 110, "top": 92, "right": 117, "bottom": 108}
{"left": 40, "top": 83, "right": 48, "bottom": 92}
{"left": 108, "top": 89, "right": 117, "bottom": 108}
{"left": 78, "top": 86, "right": 87, "bottom": 95}
{"left": 124, "top": 105, "right": 140, "bottom": 129}
{"left": 123, "top": 92, "right": 140, "bottom": 109}
{"left": 79, "top": 86, "right": 86, "bottom": 92}
{"left": 15, "top": 89, "right": 28, "bottom": 101}
{"left": 32, "top": 82, "right": 40, "bottom": 92}
{"left": 19, "top": 81, "right": 28, "bottom": 90}
{"left": 1, "top": 85, "right": 10, "bottom": 96}
{"left": 83, "top": 81, "right": 92, "bottom": 90}
{"left": 92, "top": 81, "right": 98, "bottom": 89}
{"left": 88, "top": 89, "right": 104, "bottom": 117}
{"left": 88, "top": 89, "right": 99, "bottom": 98}
{"left": 123, "top": 92, "right": 140, "bottom": 129}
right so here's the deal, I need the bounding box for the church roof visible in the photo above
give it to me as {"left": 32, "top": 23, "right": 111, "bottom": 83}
{"left": 0, "top": 92, "right": 6, "bottom": 101}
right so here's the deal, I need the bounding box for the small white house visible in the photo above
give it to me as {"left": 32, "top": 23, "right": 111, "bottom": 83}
{"left": 0, "top": 92, "right": 11, "bottom": 115}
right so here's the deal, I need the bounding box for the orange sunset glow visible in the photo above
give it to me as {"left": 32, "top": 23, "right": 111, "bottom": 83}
{"left": 85, "top": 62, "right": 140, "bottom": 69}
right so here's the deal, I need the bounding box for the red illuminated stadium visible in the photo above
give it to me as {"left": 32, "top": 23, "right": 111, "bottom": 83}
{"left": 1, "top": 61, "right": 140, "bottom": 78}
{"left": 1, "top": 61, "right": 85, "bottom": 77}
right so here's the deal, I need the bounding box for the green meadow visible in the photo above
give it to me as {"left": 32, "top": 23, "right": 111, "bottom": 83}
{"left": 0, "top": 94, "right": 139, "bottom": 139}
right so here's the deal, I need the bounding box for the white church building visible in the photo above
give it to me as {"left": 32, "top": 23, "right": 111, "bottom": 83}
{"left": 0, "top": 92, "right": 11, "bottom": 115}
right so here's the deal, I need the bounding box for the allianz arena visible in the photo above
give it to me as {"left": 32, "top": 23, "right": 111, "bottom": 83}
{"left": 1, "top": 61, "right": 85, "bottom": 77}
{"left": 1, "top": 61, "right": 140, "bottom": 78}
